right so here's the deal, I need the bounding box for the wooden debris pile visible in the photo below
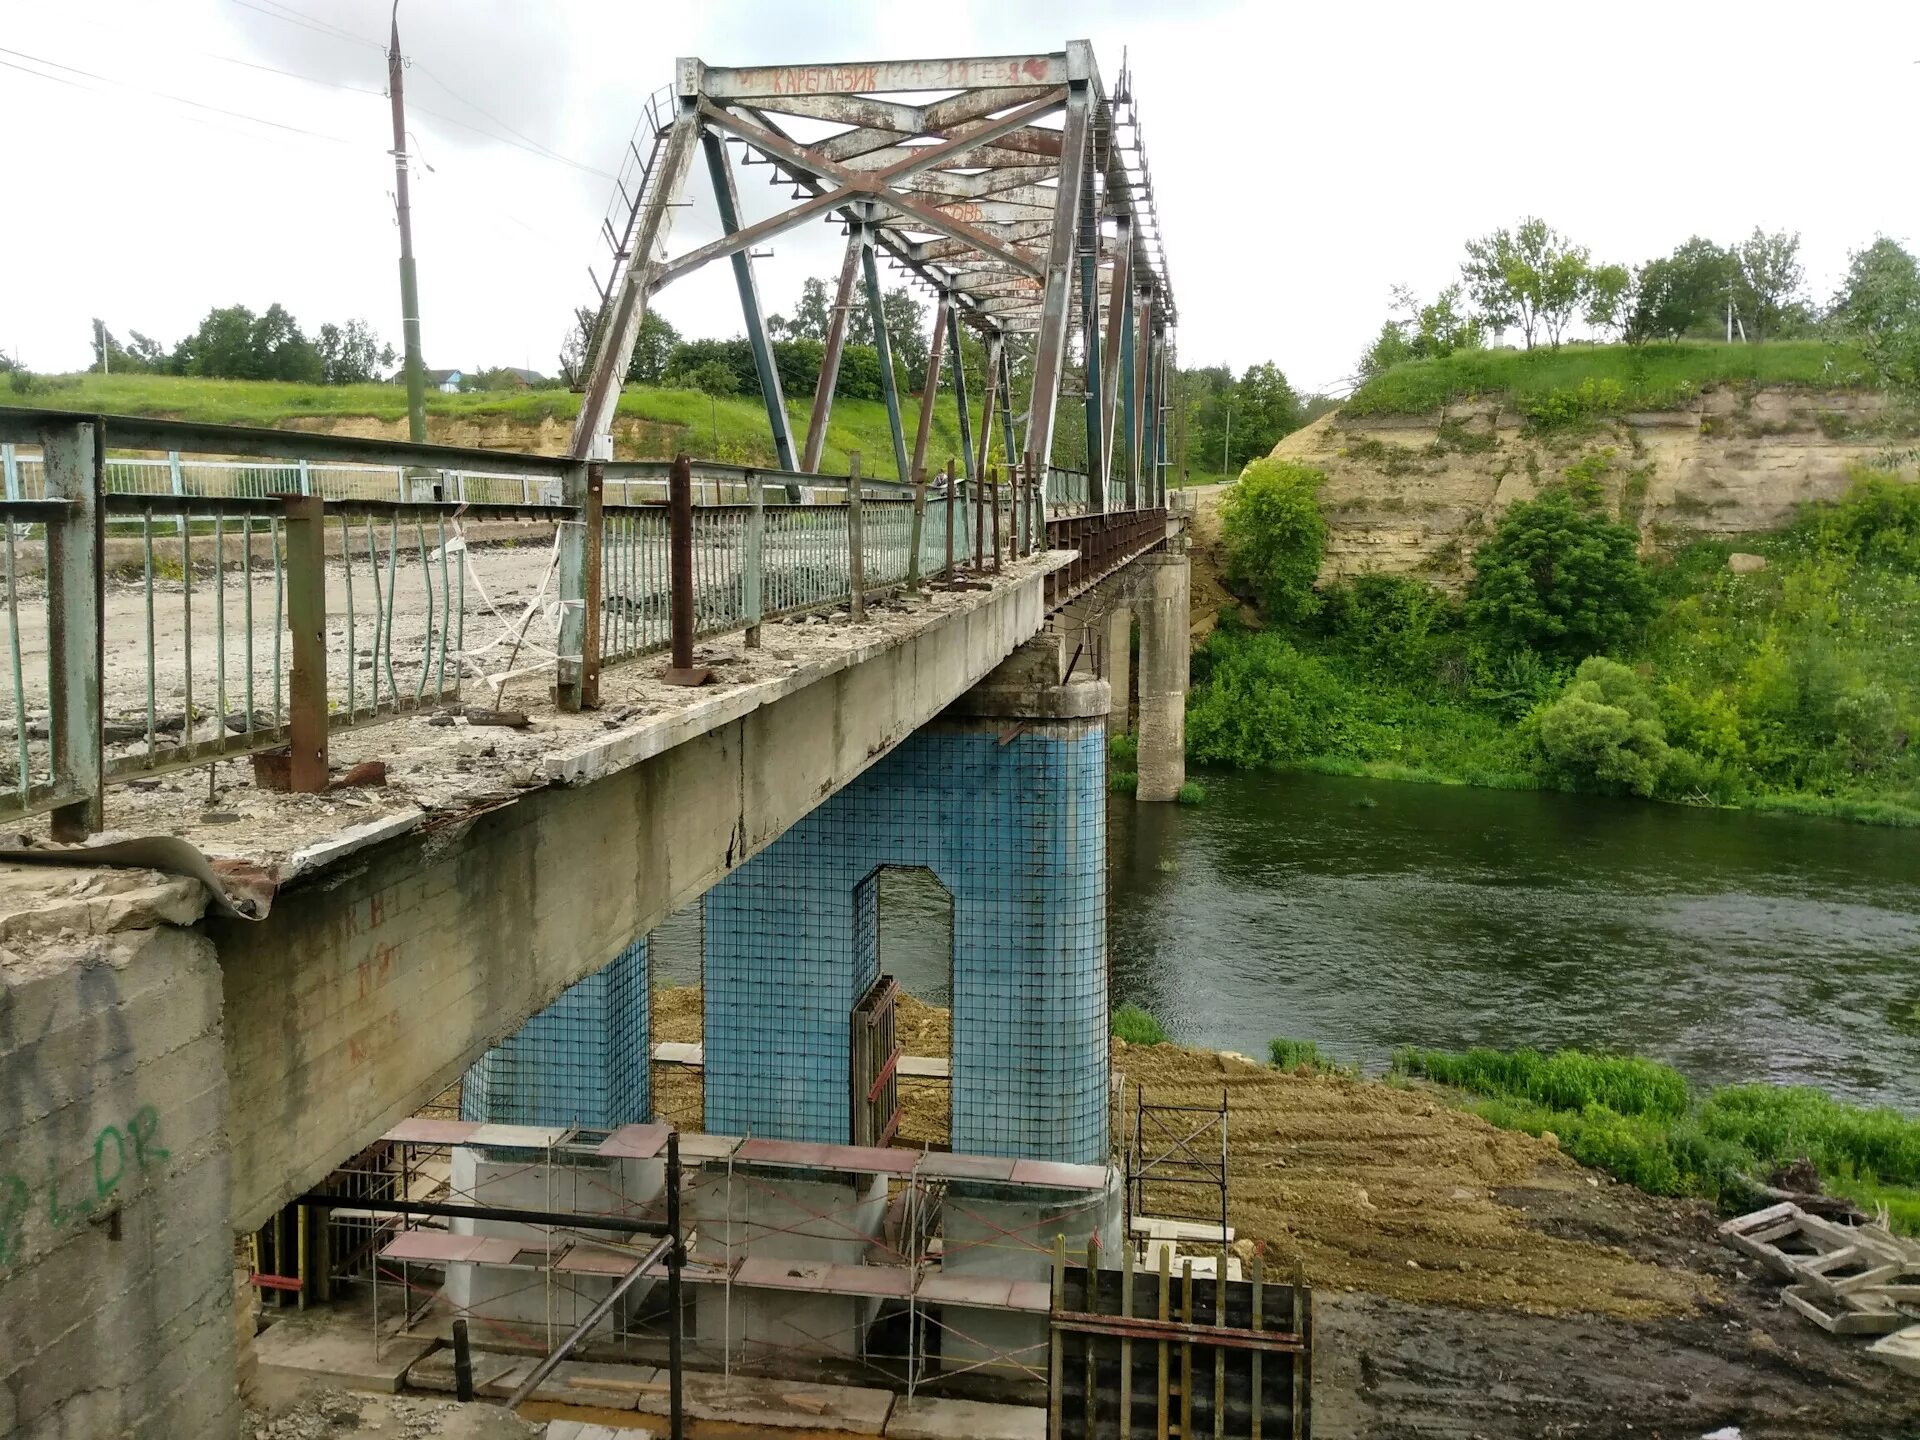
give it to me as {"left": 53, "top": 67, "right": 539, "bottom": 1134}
{"left": 1721, "top": 1202, "right": 1920, "bottom": 1376}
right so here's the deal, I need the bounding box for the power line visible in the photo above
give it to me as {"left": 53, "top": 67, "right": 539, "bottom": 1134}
{"left": 0, "top": 44, "right": 356, "bottom": 145}
{"left": 226, "top": 0, "right": 383, "bottom": 51}
{"left": 408, "top": 61, "right": 612, "bottom": 179}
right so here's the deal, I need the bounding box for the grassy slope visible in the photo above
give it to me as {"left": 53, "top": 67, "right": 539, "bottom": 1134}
{"left": 1344, "top": 338, "right": 1874, "bottom": 417}
{"left": 1391, "top": 1044, "right": 1920, "bottom": 1231}
{"left": 0, "top": 373, "right": 994, "bottom": 481}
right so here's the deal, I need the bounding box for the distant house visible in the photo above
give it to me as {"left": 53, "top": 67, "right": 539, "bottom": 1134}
{"left": 388, "top": 366, "right": 547, "bottom": 392}
{"left": 423, "top": 368, "right": 464, "bottom": 393}
{"left": 498, "top": 366, "right": 547, "bottom": 389}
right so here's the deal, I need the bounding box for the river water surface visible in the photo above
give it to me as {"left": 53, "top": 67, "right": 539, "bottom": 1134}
{"left": 1109, "top": 769, "right": 1920, "bottom": 1109}
{"left": 649, "top": 768, "right": 1920, "bottom": 1110}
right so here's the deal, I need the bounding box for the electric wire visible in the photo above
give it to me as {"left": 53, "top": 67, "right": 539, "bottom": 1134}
{"left": 226, "top": 0, "right": 384, "bottom": 52}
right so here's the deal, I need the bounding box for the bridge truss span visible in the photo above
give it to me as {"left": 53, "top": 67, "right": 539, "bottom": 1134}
{"left": 573, "top": 43, "right": 1176, "bottom": 517}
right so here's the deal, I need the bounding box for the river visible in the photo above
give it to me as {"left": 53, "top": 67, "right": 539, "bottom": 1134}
{"left": 1108, "top": 768, "right": 1920, "bottom": 1109}
{"left": 648, "top": 767, "right": 1920, "bottom": 1111}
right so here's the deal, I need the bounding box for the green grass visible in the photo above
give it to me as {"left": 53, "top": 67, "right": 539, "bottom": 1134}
{"left": 0, "top": 372, "right": 986, "bottom": 482}
{"left": 1268, "top": 1037, "right": 1354, "bottom": 1076}
{"left": 1344, "top": 340, "right": 1874, "bottom": 419}
{"left": 1395, "top": 1044, "right": 1920, "bottom": 1227}
{"left": 1112, "top": 1004, "right": 1169, "bottom": 1046}
{"left": 1175, "top": 780, "right": 1207, "bottom": 805}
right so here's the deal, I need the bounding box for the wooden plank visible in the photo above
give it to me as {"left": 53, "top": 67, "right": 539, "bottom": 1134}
{"left": 1085, "top": 1235, "right": 1100, "bottom": 1440}
{"left": 1156, "top": 1247, "right": 1170, "bottom": 1440}
{"left": 1120, "top": 1243, "right": 1134, "bottom": 1440}
{"left": 1249, "top": 1257, "right": 1262, "bottom": 1440}
{"left": 1049, "top": 1234, "right": 1064, "bottom": 1440}
{"left": 1180, "top": 1261, "right": 1193, "bottom": 1440}
{"left": 1292, "top": 1265, "right": 1306, "bottom": 1440}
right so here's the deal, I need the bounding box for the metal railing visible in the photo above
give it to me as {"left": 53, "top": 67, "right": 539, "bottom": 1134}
{"left": 0, "top": 411, "right": 1120, "bottom": 837}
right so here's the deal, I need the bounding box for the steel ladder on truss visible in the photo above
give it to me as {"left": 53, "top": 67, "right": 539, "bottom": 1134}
{"left": 579, "top": 85, "right": 679, "bottom": 384}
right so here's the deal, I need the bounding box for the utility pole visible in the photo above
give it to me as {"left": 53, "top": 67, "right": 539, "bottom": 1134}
{"left": 96, "top": 319, "right": 108, "bottom": 375}
{"left": 388, "top": 1, "right": 427, "bottom": 444}
{"left": 1221, "top": 402, "right": 1231, "bottom": 478}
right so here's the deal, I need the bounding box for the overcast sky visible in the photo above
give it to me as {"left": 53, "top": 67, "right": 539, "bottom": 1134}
{"left": 5, "top": 0, "right": 1918, "bottom": 396}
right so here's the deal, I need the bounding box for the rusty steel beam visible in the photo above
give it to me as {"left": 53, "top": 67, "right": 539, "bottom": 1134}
{"left": 281, "top": 495, "right": 329, "bottom": 791}
{"left": 1098, "top": 214, "right": 1133, "bottom": 490}
{"left": 908, "top": 291, "right": 951, "bottom": 485}
{"left": 697, "top": 55, "right": 1068, "bottom": 101}
{"left": 1020, "top": 44, "right": 1092, "bottom": 478}
{"left": 802, "top": 226, "right": 863, "bottom": 473}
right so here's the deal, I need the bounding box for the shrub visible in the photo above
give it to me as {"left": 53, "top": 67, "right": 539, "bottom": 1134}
{"left": 1531, "top": 657, "right": 1674, "bottom": 797}
{"left": 1467, "top": 488, "right": 1654, "bottom": 659}
{"left": 1111, "top": 1004, "right": 1168, "bottom": 1046}
{"left": 1269, "top": 1038, "right": 1353, "bottom": 1075}
{"left": 1176, "top": 781, "right": 1207, "bottom": 805}
{"left": 1219, "top": 459, "right": 1327, "bottom": 622}
{"left": 1393, "top": 1044, "right": 1690, "bottom": 1120}
{"left": 1319, "top": 574, "right": 1462, "bottom": 680}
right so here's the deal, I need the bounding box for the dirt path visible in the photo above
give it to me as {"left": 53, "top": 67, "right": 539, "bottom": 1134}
{"left": 648, "top": 985, "right": 1919, "bottom": 1437}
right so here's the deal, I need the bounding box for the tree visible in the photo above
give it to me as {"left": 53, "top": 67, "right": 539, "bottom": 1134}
{"left": 1466, "top": 488, "right": 1653, "bottom": 660}
{"left": 1464, "top": 218, "right": 1587, "bottom": 350}
{"left": 1736, "top": 228, "right": 1805, "bottom": 342}
{"left": 626, "top": 310, "right": 680, "bottom": 385}
{"left": 682, "top": 359, "right": 737, "bottom": 451}
{"left": 769, "top": 276, "right": 833, "bottom": 341}
{"left": 1231, "top": 363, "right": 1304, "bottom": 463}
{"left": 1532, "top": 657, "right": 1673, "bottom": 797}
{"left": 1583, "top": 263, "right": 1632, "bottom": 338}
{"left": 772, "top": 275, "right": 927, "bottom": 385}
{"left": 1219, "top": 458, "right": 1327, "bottom": 622}
{"left": 315, "top": 319, "right": 395, "bottom": 385}
{"left": 1830, "top": 236, "right": 1920, "bottom": 390}
{"left": 1359, "top": 284, "right": 1485, "bottom": 378}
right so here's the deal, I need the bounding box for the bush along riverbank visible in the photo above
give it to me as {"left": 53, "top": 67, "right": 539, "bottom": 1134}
{"left": 1390, "top": 1044, "right": 1920, "bottom": 1233}
{"left": 1187, "top": 456, "right": 1920, "bottom": 824}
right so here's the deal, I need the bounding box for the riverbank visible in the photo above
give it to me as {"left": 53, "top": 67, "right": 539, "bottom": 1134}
{"left": 1183, "top": 466, "right": 1920, "bottom": 828}
{"left": 651, "top": 983, "right": 1918, "bottom": 1436}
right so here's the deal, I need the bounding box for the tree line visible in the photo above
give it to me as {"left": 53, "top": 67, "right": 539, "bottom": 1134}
{"left": 87, "top": 305, "right": 397, "bottom": 385}
{"left": 1360, "top": 220, "right": 1920, "bottom": 386}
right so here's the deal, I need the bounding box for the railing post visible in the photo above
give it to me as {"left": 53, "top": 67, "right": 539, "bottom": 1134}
{"left": 663, "top": 453, "right": 710, "bottom": 687}
{"left": 1, "top": 443, "right": 17, "bottom": 500}
{"left": 846, "top": 452, "right": 865, "bottom": 623}
{"left": 555, "top": 457, "right": 604, "bottom": 709}
{"left": 296, "top": 457, "right": 312, "bottom": 496}
{"left": 943, "top": 459, "right": 956, "bottom": 582}
{"left": 282, "top": 494, "right": 329, "bottom": 792}
{"left": 744, "top": 470, "right": 764, "bottom": 649}
{"left": 973, "top": 468, "right": 985, "bottom": 573}
{"left": 905, "top": 469, "right": 925, "bottom": 595}
{"left": 41, "top": 420, "right": 103, "bottom": 839}
{"left": 990, "top": 467, "right": 1002, "bottom": 574}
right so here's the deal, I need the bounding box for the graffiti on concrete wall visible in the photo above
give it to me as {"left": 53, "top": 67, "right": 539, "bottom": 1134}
{"left": 0, "top": 1105, "right": 167, "bottom": 1267}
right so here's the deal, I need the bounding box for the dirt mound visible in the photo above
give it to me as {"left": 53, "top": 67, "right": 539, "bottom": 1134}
{"left": 648, "top": 985, "right": 1706, "bottom": 1318}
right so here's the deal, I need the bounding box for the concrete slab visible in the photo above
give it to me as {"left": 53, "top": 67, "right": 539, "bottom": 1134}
{"left": 521, "top": 1360, "right": 660, "bottom": 1409}
{"left": 253, "top": 1316, "right": 435, "bottom": 1394}
{"left": 633, "top": 1371, "right": 894, "bottom": 1434}
{"left": 886, "top": 1396, "right": 1046, "bottom": 1440}
{"left": 1869, "top": 1324, "right": 1920, "bottom": 1378}
{"left": 407, "top": 1346, "right": 524, "bottom": 1396}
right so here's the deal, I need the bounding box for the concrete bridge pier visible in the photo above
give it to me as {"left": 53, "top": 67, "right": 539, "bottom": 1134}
{"left": 1136, "top": 543, "right": 1190, "bottom": 801}
{"left": 702, "top": 635, "right": 1111, "bottom": 1163}
{"left": 1106, "top": 604, "right": 1133, "bottom": 735}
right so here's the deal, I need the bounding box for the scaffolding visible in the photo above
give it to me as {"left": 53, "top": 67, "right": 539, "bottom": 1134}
{"left": 1125, "top": 1086, "right": 1231, "bottom": 1269}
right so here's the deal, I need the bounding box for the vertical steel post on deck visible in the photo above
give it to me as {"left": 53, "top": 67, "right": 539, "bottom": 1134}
{"left": 41, "top": 420, "right": 102, "bottom": 838}
{"left": 906, "top": 469, "right": 926, "bottom": 595}
{"left": 282, "top": 494, "right": 329, "bottom": 792}
{"left": 846, "top": 453, "right": 865, "bottom": 623}
{"left": 744, "top": 471, "right": 764, "bottom": 648}
{"left": 663, "top": 454, "right": 710, "bottom": 686}
{"left": 702, "top": 128, "right": 798, "bottom": 478}
{"left": 943, "top": 459, "right": 956, "bottom": 581}
{"left": 975, "top": 331, "right": 1003, "bottom": 484}
{"left": 555, "top": 460, "right": 603, "bottom": 710}
{"left": 667, "top": 1131, "right": 685, "bottom": 1440}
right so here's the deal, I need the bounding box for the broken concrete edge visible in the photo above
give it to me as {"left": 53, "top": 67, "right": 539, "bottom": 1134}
{"left": 0, "top": 836, "right": 271, "bottom": 920}
{"left": 539, "top": 553, "right": 1073, "bottom": 787}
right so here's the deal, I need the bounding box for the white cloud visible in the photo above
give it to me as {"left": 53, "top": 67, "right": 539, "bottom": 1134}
{"left": 5, "top": 0, "right": 1917, "bottom": 396}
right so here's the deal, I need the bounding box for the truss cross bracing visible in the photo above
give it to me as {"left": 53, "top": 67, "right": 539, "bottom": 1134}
{"left": 570, "top": 43, "right": 1176, "bottom": 514}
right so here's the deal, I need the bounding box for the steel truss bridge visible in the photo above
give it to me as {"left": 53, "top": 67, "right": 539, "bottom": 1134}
{"left": 572, "top": 42, "right": 1175, "bottom": 512}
